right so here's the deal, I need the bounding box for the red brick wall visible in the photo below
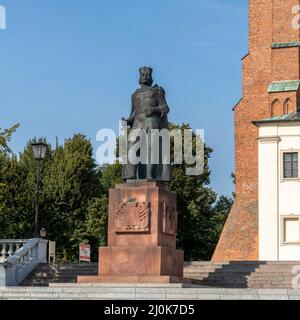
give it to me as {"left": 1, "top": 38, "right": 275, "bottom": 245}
{"left": 213, "top": 0, "right": 300, "bottom": 261}
{"left": 272, "top": 48, "right": 300, "bottom": 81}
{"left": 272, "top": 0, "right": 300, "bottom": 43}
{"left": 269, "top": 92, "right": 297, "bottom": 116}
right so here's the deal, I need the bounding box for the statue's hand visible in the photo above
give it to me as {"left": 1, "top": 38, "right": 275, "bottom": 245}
{"left": 121, "top": 117, "right": 133, "bottom": 128}
{"left": 145, "top": 108, "right": 155, "bottom": 117}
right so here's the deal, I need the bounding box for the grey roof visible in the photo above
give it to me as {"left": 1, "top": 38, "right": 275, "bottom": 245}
{"left": 268, "top": 80, "right": 300, "bottom": 93}
{"left": 272, "top": 41, "right": 300, "bottom": 49}
{"left": 232, "top": 97, "right": 243, "bottom": 111}
{"left": 253, "top": 111, "right": 300, "bottom": 126}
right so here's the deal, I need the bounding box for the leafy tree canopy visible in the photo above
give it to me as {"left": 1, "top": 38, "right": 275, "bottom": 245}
{"left": 0, "top": 124, "right": 19, "bottom": 154}
{"left": 0, "top": 124, "right": 232, "bottom": 261}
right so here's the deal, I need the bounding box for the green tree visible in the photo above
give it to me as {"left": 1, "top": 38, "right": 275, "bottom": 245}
{"left": 99, "top": 163, "right": 123, "bottom": 194}
{"left": 0, "top": 124, "right": 19, "bottom": 154}
{"left": 0, "top": 124, "right": 19, "bottom": 236}
{"left": 231, "top": 173, "right": 236, "bottom": 199}
{"left": 0, "top": 134, "right": 106, "bottom": 261}
{"left": 41, "top": 134, "right": 102, "bottom": 261}
{"left": 84, "top": 196, "right": 109, "bottom": 261}
{"left": 0, "top": 124, "right": 232, "bottom": 262}
{"left": 96, "top": 123, "right": 233, "bottom": 261}
{"left": 0, "top": 138, "right": 51, "bottom": 238}
{"left": 166, "top": 123, "right": 232, "bottom": 260}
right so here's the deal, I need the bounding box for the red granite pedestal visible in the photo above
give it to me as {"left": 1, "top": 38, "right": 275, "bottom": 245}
{"left": 77, "top": 181, "right": 188, "bottom": 284}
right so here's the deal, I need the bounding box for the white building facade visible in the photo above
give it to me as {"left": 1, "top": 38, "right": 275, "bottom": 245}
{"left": 255, "top": 113, "right": 300, "bottom": 261}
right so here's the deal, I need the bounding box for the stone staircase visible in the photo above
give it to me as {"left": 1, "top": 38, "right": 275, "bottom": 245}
{"left": 184, "top": 261, "right": 300, "bottom": 288}
{"left": 20, "top": 263, "right": 98, "bottom": 287}
{"left": 2, "top": 285, "right": 300, "bottom": 300}
{"left": 20, "top": 261, "right": 300, "bottom": 289}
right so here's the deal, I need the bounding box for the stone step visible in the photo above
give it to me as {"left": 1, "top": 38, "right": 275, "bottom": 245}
{"left": 185, "top": 273, "right": 296, "bottom": 278}
{"left": 185, "top": 261, "right": 300, "bottom": 267}
{"left": 27, "top": 272, "right": 98, "bottom": 277}
{"left": 184, "top": 269, "right": 297, "bottom": 275}
{"left": 35, "top": 264, "right": 97, "bottom": 269}
{"left": 34, "top": 269, "right": 98, "bottom": 273}
{"left": 36, "top": 265, "right": 98, "bottom": 268}
{"left": 2, "top": 286, "right": 300, "bottom": 300}
{"left": 184, "top": 265, "right": 298, "bottom": 270}
{"left": 22, "top": 278, "right": 79, "bottom": 283}
{"left": 28, "top": 272, "right": 97, "bottom": 275}
{"left": 36, "top": 267, "right": 98, "bottom": 272}
{"left": 185, "top": 271, "right": 253, "bottom": 275}
{"left": 21, "top": 261, "right": 300, "bottom": 288}
{"left": 185, "top": 261, "right": 300, "bottom": 265}
{"left": 20, "top": 263, "right": 99, "bottom": 287}
{"left": 184, "top": 268, "right": 255, "bottom": 273}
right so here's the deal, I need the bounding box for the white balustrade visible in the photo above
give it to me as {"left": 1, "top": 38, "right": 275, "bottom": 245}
{"left": 0, "top": 240, "right": 27, "bottom": 263}
{"left": 0, "top": 238, "right": 48, "bottom": 286}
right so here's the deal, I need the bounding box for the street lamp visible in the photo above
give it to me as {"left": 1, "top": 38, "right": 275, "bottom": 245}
{"left": 40, "top": 227, "right": 47, "bottom": 239}
{"left": 31, "top": 142, "right": 48, "bottom": 238}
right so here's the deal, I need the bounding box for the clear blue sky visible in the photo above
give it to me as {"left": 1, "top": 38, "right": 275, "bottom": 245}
{"left": 0, "top": 0, "right": 248, "bottom": 197}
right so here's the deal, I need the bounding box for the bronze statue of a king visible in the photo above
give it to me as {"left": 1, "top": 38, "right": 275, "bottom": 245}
{"left": 122, "top": 67, "right": 171, "bottom": 182}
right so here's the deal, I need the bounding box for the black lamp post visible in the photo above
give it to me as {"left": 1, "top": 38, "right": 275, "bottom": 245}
{"left": 40, "top": 227, "right": 47, "bottom": 239}
{"left": 31, "top": 142, "right": 48, "bottom": 238}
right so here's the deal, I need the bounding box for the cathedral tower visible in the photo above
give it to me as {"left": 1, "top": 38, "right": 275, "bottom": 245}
{"left": 213, "top": 0, "right": 300, "bottom": 260}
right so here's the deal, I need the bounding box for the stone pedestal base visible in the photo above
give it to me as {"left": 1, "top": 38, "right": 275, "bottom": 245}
{"left": 98, "top": 246, "right": 183, "bottom": 276}
{"left": 77, "top": 275, "right": 189, "bottom": 284}
{"left": 78, "top": 181, "right": 186, "bottom": 284}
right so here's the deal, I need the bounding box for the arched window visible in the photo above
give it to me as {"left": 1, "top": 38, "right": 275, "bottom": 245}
{"left": 270, "top": 99, "right": 282, "bottom": 117}
{"left": 283, "top": 98, "right": 291, "bottom": 115}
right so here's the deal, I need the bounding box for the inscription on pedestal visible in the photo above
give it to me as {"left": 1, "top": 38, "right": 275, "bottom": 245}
{"left": 162, "top": 202, "right": 177, "bottom": 235}
{"left": 114, "top": 202, "right": 151, "bottom": 233}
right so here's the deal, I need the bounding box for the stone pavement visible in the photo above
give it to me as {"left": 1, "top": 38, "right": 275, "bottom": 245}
{"left": 1, "top": 284, "right": 300, "bottom": 300}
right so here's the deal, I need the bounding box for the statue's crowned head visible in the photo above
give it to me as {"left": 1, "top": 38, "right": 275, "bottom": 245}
{"left": 139, "top": 66, "right": 153, "bottom": 86}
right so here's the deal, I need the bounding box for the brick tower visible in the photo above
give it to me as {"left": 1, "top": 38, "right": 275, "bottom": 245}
{"left": 213, "top": 0, "right": 300, "bottom": 260}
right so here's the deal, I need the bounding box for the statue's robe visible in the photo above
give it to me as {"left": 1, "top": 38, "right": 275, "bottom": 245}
{"left": 122, "top": 84, "right": 171, "bottom": 181}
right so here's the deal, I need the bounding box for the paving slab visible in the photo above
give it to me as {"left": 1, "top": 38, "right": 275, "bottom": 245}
{"left": 259, "top": 295, "right": 289, "bottom": 300}
{"left": 1, "top": 285, "right": 300, "bottom": 300}
{"left": 220, "top": 294, "right": 260, "bottom": 300}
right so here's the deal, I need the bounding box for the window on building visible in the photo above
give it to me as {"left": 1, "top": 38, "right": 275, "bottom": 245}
{"left": 283, "top": 152, "right": 298, "bottom": 179}
{"left": 283, "top": 98, "right": 291, "bottom": 115}
{"left": 282, "top": 216, "right": 300, "bottom": 244}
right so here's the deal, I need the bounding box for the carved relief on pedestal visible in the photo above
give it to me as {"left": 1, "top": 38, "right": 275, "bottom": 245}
{"left": 162, "top": 202, "right": 177, "bottom": 235}
{"left": 114, "top": 201, "right": 151, "bottom": 233}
